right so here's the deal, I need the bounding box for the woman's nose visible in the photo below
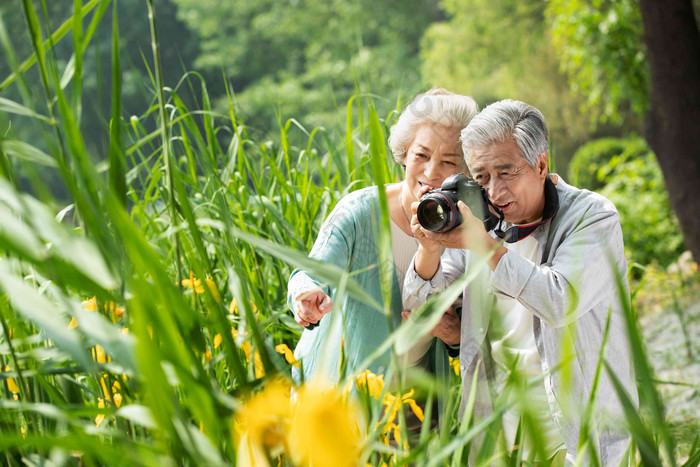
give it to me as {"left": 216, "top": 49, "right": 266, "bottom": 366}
{"left": 424, "top": 159, "right": 440, "bottom": 180}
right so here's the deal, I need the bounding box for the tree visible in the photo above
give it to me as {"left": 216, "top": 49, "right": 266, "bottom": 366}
{"left": 638, "top": 0, "right": 700, "bottom": 264}
{"left": 548, "top": 0, "right": 700, "bottom": 262}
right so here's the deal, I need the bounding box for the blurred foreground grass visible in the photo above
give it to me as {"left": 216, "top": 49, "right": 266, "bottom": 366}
{"left": 0, "top": 1, "right": 698, "bottom": 466}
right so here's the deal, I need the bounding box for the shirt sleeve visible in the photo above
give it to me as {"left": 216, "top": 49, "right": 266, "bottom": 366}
{"left": 491, "top": 203, "right": 626, "bottom": 328}
{"left": 402, "top": 248, "right": 467, "bottom": 311}
{"left": 287, "top": 201, "right": 355, "bottom": 317}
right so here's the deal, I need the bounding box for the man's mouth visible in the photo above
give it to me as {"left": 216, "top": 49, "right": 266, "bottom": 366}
{"left": 495, "top": 201, "right": 513, "bottom": 211}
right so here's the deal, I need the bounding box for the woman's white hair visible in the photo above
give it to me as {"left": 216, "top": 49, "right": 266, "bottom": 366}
{"left": 388, "top": 88, "right": 479, "bottom": 166}
{"left": 461, "top": 99, "right": 549, "bottom": 170}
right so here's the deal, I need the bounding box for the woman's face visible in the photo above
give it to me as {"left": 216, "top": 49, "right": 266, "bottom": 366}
{"left": 404, "top": 124, "right": 468, "bottom": 202}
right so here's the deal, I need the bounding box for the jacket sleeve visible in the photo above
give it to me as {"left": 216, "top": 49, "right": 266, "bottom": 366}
{"left": 287, "top": 201, "right": 355, "bottom": 317}
{"left": 491, "top": 201, "right": 626, "bottom": 328}
{"left": 402, "top": 248, "right": 467, "bottom": 311}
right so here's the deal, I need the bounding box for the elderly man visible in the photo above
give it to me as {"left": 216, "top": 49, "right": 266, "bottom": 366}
{"left": 403, "top": 99, "right": 637, "bottom": 465}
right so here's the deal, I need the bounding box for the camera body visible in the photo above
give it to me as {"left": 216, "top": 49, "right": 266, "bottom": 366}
{"left": 416, "top": 174, "right": 500, "bottom": 233}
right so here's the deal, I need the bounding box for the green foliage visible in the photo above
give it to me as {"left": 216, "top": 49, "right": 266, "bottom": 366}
{"left": 171, "top": 0, "right": 436, "bottom": 137}
{"left": 569, "top": 137, "right": 685, "bottom": 269}
{"left": 420, "top": 0, "right": 602, "bottom": 170}
{"left": 568, "top": 136, "right": 648, "bottom": 191}
{"left": 546, "top": 0, "right": 649, "bottom": 123}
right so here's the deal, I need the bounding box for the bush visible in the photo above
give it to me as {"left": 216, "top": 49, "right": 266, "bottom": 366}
{"left": 569, "top": 137, "right": 685, "bottom": 270}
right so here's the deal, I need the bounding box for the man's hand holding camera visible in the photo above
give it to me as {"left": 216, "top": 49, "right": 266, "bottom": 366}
{"left": 411, "top": 175, "right": 508, "bottom": 277}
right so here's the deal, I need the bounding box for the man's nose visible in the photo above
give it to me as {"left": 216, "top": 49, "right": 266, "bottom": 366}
{"left": 486, "top": 177, "right": 506, "bottom": 199}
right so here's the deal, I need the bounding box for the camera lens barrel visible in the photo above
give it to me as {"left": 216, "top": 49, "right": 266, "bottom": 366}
{"left": 416, "top": 192, "right": 462, "bottom": 232}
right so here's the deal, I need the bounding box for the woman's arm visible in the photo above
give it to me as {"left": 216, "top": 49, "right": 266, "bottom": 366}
{"left": 287, "top": 201, "right": 355, "bottom": 326}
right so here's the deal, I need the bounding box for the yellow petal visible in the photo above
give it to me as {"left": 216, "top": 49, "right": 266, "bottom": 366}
{"left": 214, "top": 334, "right": 223, "bottom": 349}
{"left": 83, "top": 297, "right": 98, "bottom": 311}
{"left": 68, "top": 317, "right": 79, "bottom": 329}
{"left": 92, "top": 345, "right": 107, "bottom": 363}
{"left": 7, "top": 378, "right": 19, "bottom": 393}
{"left": 288, "top": 384, "right": 361, "bottom": 467}
{"left": 275, "top": 343, "right": 299, "bottom": 367}
{"left": 95, "top": 398, "right": 105, "bottom": 427}
{"left": 206, "top": 279, "right": 221, "bottom": 302}
{"left": 405, "top": 398, "right": 425, "bottom": 422}
{"left": 254, "top": 351, "right": 265, "bottom": 378}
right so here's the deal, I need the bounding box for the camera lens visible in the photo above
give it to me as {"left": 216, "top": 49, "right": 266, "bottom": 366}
{"left": 417, "top": 195, "right": 457, "bottom": 232}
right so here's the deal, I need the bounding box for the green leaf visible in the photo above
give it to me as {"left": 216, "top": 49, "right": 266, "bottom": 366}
{"left": 0, "top": 264, "right": 92, "bottom": 370}
{"left": 0, "top": 97, "right": 54, "bottom": 123}
{"left": 0, "top": 139, "right": 57, "bottom": 167}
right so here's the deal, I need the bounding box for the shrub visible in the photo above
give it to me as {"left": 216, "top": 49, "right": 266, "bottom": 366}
{"left": 569, "top": 137, "right": 685, "bottom": 269}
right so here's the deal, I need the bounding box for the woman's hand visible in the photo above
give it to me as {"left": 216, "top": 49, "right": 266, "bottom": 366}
{"left": 410, "top": 187, "right": 443, "bottom": 255}
{"left": 429, "top": 306, "right": 460, "bottom": 346}
{"left": 293, "top": 288, "right": 333, "bottom": 327}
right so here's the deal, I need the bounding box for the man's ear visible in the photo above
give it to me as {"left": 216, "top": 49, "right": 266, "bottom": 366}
{"left": 536, "top": 152, "right": 548, "bottom": 179}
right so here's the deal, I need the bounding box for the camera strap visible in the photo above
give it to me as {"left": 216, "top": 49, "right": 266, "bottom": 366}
{"left": 492, "top": 177, "right": 559, "bottom": 243}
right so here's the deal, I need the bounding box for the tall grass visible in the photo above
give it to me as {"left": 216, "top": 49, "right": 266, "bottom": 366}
{"left": 0, "top": 1, "right": 697, "bottom": 466}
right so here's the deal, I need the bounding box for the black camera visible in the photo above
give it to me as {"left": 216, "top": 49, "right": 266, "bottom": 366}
{"left": 416, "top": 174, "right": 500, "bottom": 233}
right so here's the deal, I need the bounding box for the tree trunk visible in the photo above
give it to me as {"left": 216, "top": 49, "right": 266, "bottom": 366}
{"left": 639, "top": 0, "right": 700, "bottom": 262}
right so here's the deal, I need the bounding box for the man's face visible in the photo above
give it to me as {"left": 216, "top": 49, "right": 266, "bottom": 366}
{"left": 469, "top": 138, "right": 548, "bottom": 225}
{"left": 404, "top": 124, "right": 468, "bottom": 202}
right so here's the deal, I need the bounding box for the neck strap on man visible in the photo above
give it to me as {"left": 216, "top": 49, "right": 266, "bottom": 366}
{"left": 492, "top": 176, "right": 559, "bottom": 243}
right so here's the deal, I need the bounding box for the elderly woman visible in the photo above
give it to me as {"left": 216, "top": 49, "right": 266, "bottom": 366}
{"left": 287, "top": 89, "right": 478, "bottom": 383}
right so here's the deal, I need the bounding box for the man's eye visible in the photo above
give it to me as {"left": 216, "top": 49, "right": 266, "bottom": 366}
{"left": 443, "top": 160, "right": 457, "bottom": 166}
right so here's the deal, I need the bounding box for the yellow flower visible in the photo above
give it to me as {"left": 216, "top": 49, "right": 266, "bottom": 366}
{"left": 92, "top": 345, "right": 108, "bottom": 364}
{"left": 107, "top": 301, "right": 125, "bottom": 318}
{"left": 2, "top": 366, "right": 19, "bottom": 393}
{"left": 95, "top": 398, "right": 106, "bottom": 427}
{"left": 182, "top": 272, "right": 220, "bottom": 301}
{"left": 449, "top": 357, "right": 460, "bottom": 376}
{"left": 353, "top": 369, "right": 384, "bottom": 400}
{"left": 203, "top": 348, "right": 213, "bottom": 363}
{"left": 68, "top": 317, "right": 79, "bottom": 329}
{"left": 83, "top": 297, "right": 98, "bottom": 311}
{"left": 288, "top": 383, "right": 362, "bottom": 467}
{"left": 376, "top": 389, "right": 424, "bottom": 447}
{"left": 229, "top": 298, "right": 258, "bottom": 315}
{"left": 232, "top": 327, "right": 264, "bottom": 378}
{"left": 234, "top": 380, "right": 292, "bottom": 465}
{"left": 213, "top": 334, "right": 223, "bottom": 349}
{"left": 275, "top": 344, "right": 299, "bottom": 367}
{"left": 182, "top": 271, "right": 204, "bottom": 292}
